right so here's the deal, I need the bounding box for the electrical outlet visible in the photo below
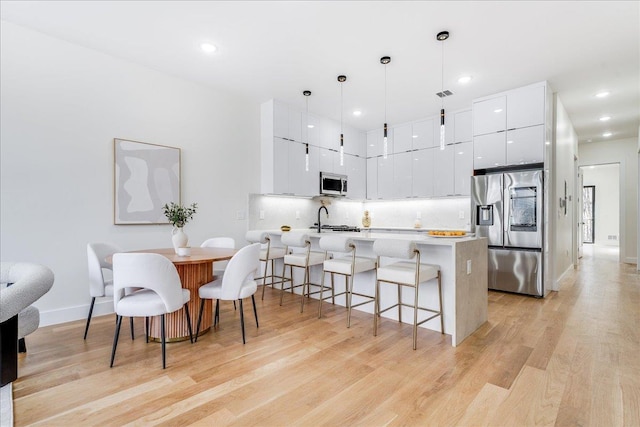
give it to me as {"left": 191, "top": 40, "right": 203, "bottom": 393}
{"left": 295, "top": 210, "right": 300, "bottom": 220}
{"left": 466, "top": 260, "right": 472, "bottom": 275}
{"left": 459, "top": 211, "right": 465, "bottom": 219}
{"left": 259, "top": 210, "right": 265, "bottom": 220}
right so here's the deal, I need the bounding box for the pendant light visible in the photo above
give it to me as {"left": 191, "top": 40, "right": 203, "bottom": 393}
{"left": 303, "top": 90, "right": 311, "bottom": 172}
{"left": 338, "top": 75, "right": 346, "bottom": 166}
{"left": 437, "top": 31, "right": 449, "bottom": 150}
{"left": 380, "top": 56, "right": 391, "bottom": 159}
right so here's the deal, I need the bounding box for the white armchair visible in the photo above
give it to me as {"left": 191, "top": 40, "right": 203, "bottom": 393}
{"left": 1, "top": 262, "right": 54, "bottom": 386}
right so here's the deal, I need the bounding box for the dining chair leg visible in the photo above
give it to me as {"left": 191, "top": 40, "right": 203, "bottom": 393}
{"left": 145, "top": 317, "right": 149, "bottom": 343}
{"left": 184, "top": 304, "right": 194, "bottom": 344}
{"left": 109, "top": 315, "right": 122, "bottom": 368}
{"left": 239, "top": 299, "right": 246, "bottom": 344}
{"left": 18, "top": 338, "right": 26, "bottom": 353}
{"left": 161, "top": 314, "right": 166, "bottom": 369}
{"left": 233, "top": 301, "right": 237, "bottom": 310}
{"left": 83, "top": 297, "right": 96, "bottom": 340}
{"left": 195, "top": 299, "right": 205, "bottom": 342}
{"left": 130, "top": 317, "right": 135, "bottom": 341}
{"left": 251, "top": 295, "right": 259, "bottom": 328}
{"left": 215, "top": 299, "right": 220, "bottom": 326}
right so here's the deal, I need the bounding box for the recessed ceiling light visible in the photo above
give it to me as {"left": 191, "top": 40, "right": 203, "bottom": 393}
{"left": 200, "top": 42, "right": 217, "bottom": 53}
{"left": 458, "top": 151, "right": 464, "bottom": 155}
{"left": 595, "top": 91, "right": 610, "bottom": 98}
{"left": 353, "top": 110, "right": 362, "bottom": 116}
{"left": 599, "top": 116, "right": 611, "bottom": 121}
{"left": 602, "top": 132, "right": 612, "bottom": 137}
{"left": 506, "top": 140, "right": 514, "bottom": 144}
{"left": 587, "top": 139, "right": 592, "bottom": 142}
{"left": 458, "top": 76, "right": 472, "bottom": 84}
{"left": 545, "top": 141, "right": 551, "bottom": 145}
{"left": 494, "top": 109, "right": 503, "bottom": 113}
{"left": 307, "top": 124, "right": 315, "bottom": 128}
{"left": 477, "top": 156, "right": 483, "bottom": 159}
{"left": 412, "top": 135, "right": 418, "bottom": 138}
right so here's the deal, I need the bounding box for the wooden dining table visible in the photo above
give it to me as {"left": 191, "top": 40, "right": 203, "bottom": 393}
{"left": 110, "top": 247, "right": 236, "bottom": 342}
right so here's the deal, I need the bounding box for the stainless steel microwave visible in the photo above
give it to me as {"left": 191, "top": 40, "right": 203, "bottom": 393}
{"left": 320, "top": 172, "right": 347, "bottom": 196}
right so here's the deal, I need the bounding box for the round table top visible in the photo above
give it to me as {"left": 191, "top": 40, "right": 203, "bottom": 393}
{"left": 108, "top": 247, "right": 236, "bottom": 265}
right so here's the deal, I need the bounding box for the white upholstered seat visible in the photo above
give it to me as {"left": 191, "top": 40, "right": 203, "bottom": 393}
{"left": 373, "top": 239, "right": 443, "bottom": 350}
{"left": 196, "top": 243, "right": 261, "bottom": 344}
{"left": 246, "top": 230, "right": 288, "bottom": 299}
{"left": 318, "top": 236, "right": 377, "bottom": 327}
{"left": 110, "top": 253, "right": 193, "bottom": 369}
{"left": 279, "top": 231, "right": 325, "bottom": 312}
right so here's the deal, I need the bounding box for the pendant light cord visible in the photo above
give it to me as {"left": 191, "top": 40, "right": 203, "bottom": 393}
{"left": 384, "top": 64, "right": 388, "bottom": 123}
{"left": 441, "top": 40, "right": 444, "bottom": 109}
{"left": 340, "top": 82, "right": 343, "bottom": 133}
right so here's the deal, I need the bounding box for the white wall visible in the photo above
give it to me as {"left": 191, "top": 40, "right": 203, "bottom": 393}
{"left": 0, "top": 22, "right": 261, "bottom": 325}
{"left": 551, "top": 95, "right": 578, "bottom": 289}
{"left": 582, "top": 164, "right": 620, "bottom": 246}
{"left": 579, "top": 138, "right": 638, "bottom": 264}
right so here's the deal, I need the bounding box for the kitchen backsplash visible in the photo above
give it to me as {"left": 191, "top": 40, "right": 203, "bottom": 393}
{"left": 248, "top": 194, "right": 471, "bottom": 231}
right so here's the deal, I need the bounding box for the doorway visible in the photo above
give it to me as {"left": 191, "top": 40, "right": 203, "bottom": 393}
{"left": 579, "top": 164, "right": 620, "bottom": 262}
{"left": 582, "top": 185, "right": 595, "bottom": 244}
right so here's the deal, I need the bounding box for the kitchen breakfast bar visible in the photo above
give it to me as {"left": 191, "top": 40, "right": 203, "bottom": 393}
{"left": 260, "top": 230, "right": 488, "bottom": 347}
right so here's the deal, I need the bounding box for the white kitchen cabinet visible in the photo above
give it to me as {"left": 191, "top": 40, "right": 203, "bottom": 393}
{"left": 343, "top": 125, "right": 365, "bottom": 157}
{"left": 433, "top": 145, "right": 455, "bottom": 197}
{"left": 506, "top": 125, "right": 545, "bottom": 165}
{"left": 473, "top": 132, "right": 506, "bottom": 169}
{"left": 319, "top": 147, "right": 334, "bottom": 174}
{"left": 507, "top": 84, "right": 545, "bottom": 130}
{"left": 333, "top": 150, "right": 347, "bottom": 176}
{"left": 320, "top": 117, "right": 340, "bottom": 150}
{"left": 377, "top": 155, "right": 394, "bottom": 199}
{"left": 273, "top": 137, "right": 289, "bottom": 194}
{"left": 411, "top": 149, "right": 434, "bottom": 198}
{"left": 302, "top": 111, "right": 319, "bottom": 146}
{"left": 393, "top": 151, "right": 413, "bottom": 198}
{"left": 454, "top": 110, "right": 472, "bottom": 143}
{"left": 473, "top": 96, "right": 507, "bottom": 136}
{"left": 273, "top": 100, "right": 302, "bottom": 142}
{"left": 345, "top": 155, "right": 366, "bottom": 199}
{"left": 454, "top": 142, "right": 473, "bottom": 196}
{"left": 412, "top": 118, "right": 436, "bottom": 149}
{"left": 392, "top": 123, "right": 412, "bottom": 153}
{"left": 367, "top": 157, "right": 378, "bottom": 200}
{"left": 367, "top": 128, "right": 393, "bottom": 157}
{"left": 289, "top": 141, "right": 320, "bottom": 196}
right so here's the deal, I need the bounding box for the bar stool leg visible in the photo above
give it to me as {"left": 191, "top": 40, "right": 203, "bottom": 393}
{"left": 398, "top": 284, "right": 402, "bottom": 323}
{"left": 331, "top": 272, "right": 335, "bottom": 304}
{"left": 261, "top": 258, "right": 269, "bottom": 300}
{"left": 279, "top": 262, "right": 289, "bottom": 306}
{"left": 300, "top": 266, "right": 309, "bottom": 313}
{"left": 438, "top": 272, "right": 444, "bottom": 334}
{"left": 373, "top": 278, "right": 380, "bottom": 336}
{"left": 318, "top": 269, "right": 326, "bottom": 318}
{"left": 346, "top": 274, "right": 354, "bottom": 328}
{"left": 413, "top": 282, "right": 420, "bottom": 350}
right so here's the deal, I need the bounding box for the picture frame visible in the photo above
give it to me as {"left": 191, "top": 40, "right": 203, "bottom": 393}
{"left": 113, "top": 138, "right": 181, "bottom": 225}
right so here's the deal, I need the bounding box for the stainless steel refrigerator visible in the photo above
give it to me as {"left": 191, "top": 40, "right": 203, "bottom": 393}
{"left": 471, "top": 169, "right": 544, "bottom": 297}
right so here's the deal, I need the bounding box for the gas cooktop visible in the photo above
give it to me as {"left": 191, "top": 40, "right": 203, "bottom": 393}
{"left": 318, "top": 224, "right": 361, "bottom": 232}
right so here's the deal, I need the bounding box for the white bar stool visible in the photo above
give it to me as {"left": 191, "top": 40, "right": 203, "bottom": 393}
{"left": 279, "top": 231, "right": 325, "bottom": 313}
{"left": 318, "top": 236, "right": 377, "bottom": 327}
{"left": 373, "top": 239, "right": 443, "bottom": 350}
{"left": 245, "top": 230, "right": 289, "bottom": 300}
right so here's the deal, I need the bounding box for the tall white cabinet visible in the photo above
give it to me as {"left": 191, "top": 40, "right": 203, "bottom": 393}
{"left": 472, "top": 81, "right": 549, "bottom": 170}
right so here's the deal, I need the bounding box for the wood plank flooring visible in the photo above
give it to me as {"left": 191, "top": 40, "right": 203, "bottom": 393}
{"left": 11, "top": 253, "right": 640, "bottom": 426}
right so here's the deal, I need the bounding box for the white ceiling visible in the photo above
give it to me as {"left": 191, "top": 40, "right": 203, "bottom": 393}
{"left": 1, "top": 1, "right": 638, "bottom": 144}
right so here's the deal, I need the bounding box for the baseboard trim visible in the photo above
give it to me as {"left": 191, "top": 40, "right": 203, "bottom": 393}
{"left": 39, "top": 299, "right": 114, "bottom": 327}
{"left": 624, "top": 257, "right": 637, "bottom": 265}
{"left": 554, "top": 264, "right": 574, "bottom": 291}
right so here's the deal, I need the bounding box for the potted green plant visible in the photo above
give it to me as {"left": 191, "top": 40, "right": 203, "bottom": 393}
{"left": 163, "top": 202, "right": 197, "bottom": 254}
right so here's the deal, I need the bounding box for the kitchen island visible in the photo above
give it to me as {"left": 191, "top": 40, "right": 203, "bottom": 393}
{"left": 258, "top": 230, "right": 487, "bottom": 347}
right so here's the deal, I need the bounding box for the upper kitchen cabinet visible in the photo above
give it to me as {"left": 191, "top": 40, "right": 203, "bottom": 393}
{"left": 453, "top": 110, "right": 472, "bottom": 143}
{"left": 412, "top": 118, "right": 436, "bottom": 149}
{"left": 272, "top": 138, "right": 319, "bottom": 195}
{"left": 393, "top": 151, "right": 413, "bottom": 198}
{"left": 273, "top": 100, "right": 302, "bottom": 142}
{"left": 453, "top": 142, "right": 473, "bottom": 195}
{"left": 433, "top": 145, "right": 455, "bottom": 197}
{"left": 367, "top": 157, "right": 378, "bottom": 200}
{"left": 472, "top": 81, "right": 550, "bottom": 170}
{"left": 345, "top": 154, "right": 366, "bottom": 199}
{"left": 506, "top": 84, "right": 545, "bottom": 130}
{"left": 506, "top": 125, "right": 545, "bottom": 165}
{"left": 472, "top": 96, "right": 506, "bottom": 136}
{"left": 367, "top": 127, "right": 393, "bottom": 157}
{"left": 392, "top": 123, "right": 412, "bottom": 153}
{"left": 412, "top": 149, "right": 434, "bottom": 198}
{"left": 343, "top": 125, "right": 366, "bottom": 157}
{"left": 377, "top": 155, "right": 394, "bottom": 199}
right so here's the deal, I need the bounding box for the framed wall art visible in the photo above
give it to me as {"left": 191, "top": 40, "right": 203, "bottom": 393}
{"left": 114, "top": 138, "right": 181, "bottom": 224}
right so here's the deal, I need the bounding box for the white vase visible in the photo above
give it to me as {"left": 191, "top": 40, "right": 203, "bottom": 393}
{"left": 172, "top": 227, "right": 188, "bottom": 254}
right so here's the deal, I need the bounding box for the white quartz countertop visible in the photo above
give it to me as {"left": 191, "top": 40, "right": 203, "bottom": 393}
{"left": 260, "top": 229, "right": 481, "bottom": 246}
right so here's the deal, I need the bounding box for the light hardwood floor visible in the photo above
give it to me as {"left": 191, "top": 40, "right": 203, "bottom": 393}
{"left": 12, "top": 253, "right": 640, "bottom": 426}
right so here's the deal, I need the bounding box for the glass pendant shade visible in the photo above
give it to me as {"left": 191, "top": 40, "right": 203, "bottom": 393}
{"left": 440, "top": 108, "right": 446, "bottom": 150}
{"left": 383, "top": 123, "right": 388, "bottom": 159}
{"left": 305, "top": 143, "right": 309, "bottom": 172}
{"left": 340, "top": 134, "right": 344, "bottom": 166}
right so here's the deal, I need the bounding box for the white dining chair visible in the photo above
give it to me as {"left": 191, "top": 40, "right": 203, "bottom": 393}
{"left": 86, "top": 242, "right": 135, "bottom": 340}
{"left": 200, "top": 237, "right": 236, "bottom": 279}
{"left": 110, "top": 253, "right": 193, "bottom": 369}
{"left": 195, "top": 243, "right": 260, "bottom": 344}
